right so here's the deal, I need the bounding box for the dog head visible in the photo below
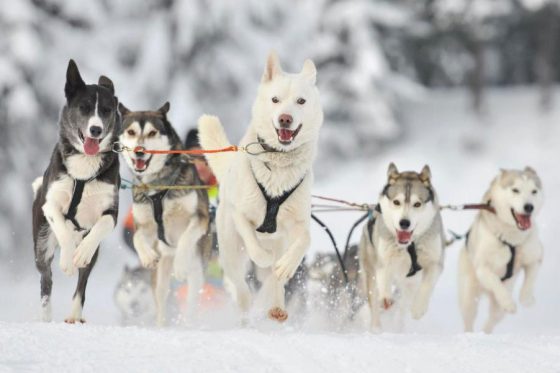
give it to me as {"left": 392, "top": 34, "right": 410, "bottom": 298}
{"left": 61, "top": 59, "right": 119, "bottom": 156}
{"left": 484, "top": 167, "right": 543, "bottom": 231}
{"left": 114, "top": 265, "right": 155, "bottom": 320}
{"left": 251, "top": 51, "right": 323, "bottom": 150}
{"left": 118, "top": 102, "right": 182, "bottom": 177}
{"left": 379, "top": 163, "right": 438, "bottom": 246}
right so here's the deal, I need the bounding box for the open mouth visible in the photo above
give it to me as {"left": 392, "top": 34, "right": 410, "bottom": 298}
{"left": 78, "top": 131, "right": 100, "bottom": 156}
{"left": 132, "top": 156, "right": 152, "bottom": 173}
{"left": 511, "top": 209, "right": 532, "bottom": 230}
{"left": 396, "top": 230, "right": 413, "bottom": 245}
{"left": 276, "top": 124, "right": 303, "bottom": 145}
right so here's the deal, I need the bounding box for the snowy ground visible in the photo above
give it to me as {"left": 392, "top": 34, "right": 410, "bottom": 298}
{"left": 1, "top": 87, "right": 560, "bottom": 372}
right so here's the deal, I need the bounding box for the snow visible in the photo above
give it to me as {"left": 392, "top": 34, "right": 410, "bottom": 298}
{"left": 0, "top": 324, "right": 559, "bottom": 372}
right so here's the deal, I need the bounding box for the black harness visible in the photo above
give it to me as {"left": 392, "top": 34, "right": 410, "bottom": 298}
{"left": 64, "top": 178, "right": 89, "bottom": 232}
{"left": 148, "top": 190, "right": 170, "bottom": 246}
{"left": 255, "top": 178, "right": 304, "bottom": 234}
{"left": 465, "top": 230, "right": 516, "bottom": 282}
{"left": 367, "top": 205, "right": 422, "bottom": 278}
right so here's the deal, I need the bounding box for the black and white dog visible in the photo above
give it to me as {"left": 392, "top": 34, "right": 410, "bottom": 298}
{"left": 32, "top": 60, "right": 121, "bottom": 323}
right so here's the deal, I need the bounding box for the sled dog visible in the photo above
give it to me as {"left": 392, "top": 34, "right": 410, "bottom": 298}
{"left": 458, "top": 167, "right": 543, "bottom": 333}
{"left": 32, "top": 60, "right": 120, "bottom": 323}
{"left": 198, "top": 52, "right": 323, "bottom": 322}
{"left": 118, "top": 102, "right": 209, "bottom": 325}
{"left": 359, "top": 163, "right": 444, "bottom": 330}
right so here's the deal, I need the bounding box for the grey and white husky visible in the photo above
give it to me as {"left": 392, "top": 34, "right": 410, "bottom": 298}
{"left": 118, "top": 102, "right": 209, "bottom": 326}
{"left": 358, "top": 163, "right": 444, "bottom": 331}
{"left": 32, "top": 60, "right": 120, "bottom": 323}
{"left": 458, "top": 167, "right": 544, "bottom": 333}
{"left": 114, "top": 265, "right": 155, "bottom": 325}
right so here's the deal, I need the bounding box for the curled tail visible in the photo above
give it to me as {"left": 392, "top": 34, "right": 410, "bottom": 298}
{"left": 32, "top": 177, "right": 43, "bottom": 200}
{"left": 197, "top": 115, "right": 233, "bottom": 182}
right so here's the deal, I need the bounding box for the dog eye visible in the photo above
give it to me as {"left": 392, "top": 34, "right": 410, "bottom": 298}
{"left": 79, "top": 104, "right": 92, "bottom": 113}
{"left": 127, "top": 129, "right": 136, "bottom": 136}
{"left": 100, "top": 106, "right": 112, "bottom": 116}
{"left": 532, "top": 189, "right": 538, "bottom": 195}
{"left": 413, "top": 202, "right": 422, "bottom": 208}
{"left": 297, "top": 98, "right": 306, "bottom": 105}
{"left": 393, "top": 200, "right": 401, "bottom": 206}
{"left": 147, "top": 130, "right": 157, "bottom": 138}
{"left": 512, "top": 188, "right": 520, "bottom": 194}
{"left": 271, "top": 97, "right": 280, "bottom": 104}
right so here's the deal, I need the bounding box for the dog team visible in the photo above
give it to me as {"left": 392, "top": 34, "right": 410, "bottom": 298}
{"left": 31, "top": 52, "right": 544, "bottom": 333}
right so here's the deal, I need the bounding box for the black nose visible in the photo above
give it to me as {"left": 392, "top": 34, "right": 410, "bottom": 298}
{"left": 135, "top": 151, "right": 144, "bottom": 158}
{"left": 89, "top": 126, "right": 102, "bottom": 138}
{"left": 524, "top": 203, "right": 534, "bottom": 214}
{"left": 278, "top": 113, "right": 293, "bottom": 128}
{"left": 399, "top": 219, "right": 411, "bottom": 230}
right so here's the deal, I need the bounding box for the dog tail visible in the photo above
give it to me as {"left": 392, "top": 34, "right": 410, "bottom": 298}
{"left": 197, "top": 115, "right": 233, "bottom": 182}
{"left": 32, "top": 177, "right": 43, "bottom": 200}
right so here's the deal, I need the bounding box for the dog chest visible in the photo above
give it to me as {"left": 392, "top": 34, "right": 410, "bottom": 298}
{"left": 65, "top": 154, "right": 103, "bottom": 180}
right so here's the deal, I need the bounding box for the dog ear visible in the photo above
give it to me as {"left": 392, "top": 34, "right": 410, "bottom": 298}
{"left": 387, "top": 162, "right": 399, "bottom": 183}
{"left": 65, "top": 59, "right": 86, "bottom": 100}
{"left": 301, "top": 59, "right": 317, "bottom": 85}
{"left": 124, "top": 265, "right": 131, "bottom": 273}
{"left": 118, "top": 102, "right": 130, "bottom": 117}
{"left": 420, "top": 165, "right": 431, "bottom": 183}
{"left": 524, "top": 166, "right": 537, "bottom": 175}
{"left": 98, "top": 75, "right": 114, "bottom": 95}
{"left": 158, "top": 101, "right": 170, "bottom": 115}
{"left": 262, "top": 51, "right": 282, "bottom": 82}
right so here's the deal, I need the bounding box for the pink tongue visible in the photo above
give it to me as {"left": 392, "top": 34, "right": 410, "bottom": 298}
{"left": 278, "top": 129, "right": 293, "bottom": 142}
{"left": 135, "top": 159, "right": 146, "bottom": 169}
{"left": 397, "top": 230, "right": 412, "bottom": 244}
{"left": 83, "top": 137, "right": 100, "bottom": 156}
{"left": 516, "top": 214, "right": 532, "bottom": 230}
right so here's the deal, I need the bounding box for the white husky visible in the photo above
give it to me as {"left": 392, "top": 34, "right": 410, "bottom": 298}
{"left": 458, "top": 167, "right": 544, "bottom": 333}
{"left": 198, "top": 52, "right": 323, "bottom": 322}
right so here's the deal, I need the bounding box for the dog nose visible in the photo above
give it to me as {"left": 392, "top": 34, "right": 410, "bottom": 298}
{"left": 278, "top": 114, "right": 293, "bottom": 128}
{"left": 89, "top": 126, "right": 102, "bottom": 138}
{"left": 399, "top": 219, "right": 411, "bottom": 230}
{"left": 134, "top": 151, "right": 144, "bottom": 158}
{"left": 524, "top": 203, "right": 534, "bottom": 214}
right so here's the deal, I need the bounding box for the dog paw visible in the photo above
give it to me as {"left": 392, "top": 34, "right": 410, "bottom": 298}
{"left": 274, "top": 252, "right": 300, "bottom": 280}
{"left": 519, "top": 290, "right": 536, "bottom": 307}
{"left": 381, "top": 298, "right": 394, "bottom": 310}
{"left": 73, "top": 240, "right": 97, "bottom": 268}
{"left": 248, "top": 246, "right": 274, "bottom": 268}
{"left": 59, "top": 253, "right": 76, "bottom": 276}
{"left": 64, "top": 317, "right": 86, "bottom": 324}
{"left": 411, "top": 298, "right": 429, "bottom": 320}
{"left": 268, "top": 307, "right": 288, "bottom": 323}
{"left": 138, "top": 249, "right": 160, "bottom": 269}
{"left": 497, "top": 294, "right": 517, "bottom": 313}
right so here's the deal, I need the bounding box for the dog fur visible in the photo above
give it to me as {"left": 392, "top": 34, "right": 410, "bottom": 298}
{"left": 198, "top": 52, "right": 323, "bottom": 322}
{"left": 32, "top": 60, "right": 120, "bottom": 323}
{"left": 458, "top": 167, "right": 544, "bottom": 333}
{"left": 118, "top": 102, "right": 209, "bottom": 326}
{"left": 359, "top": 163, "right": 445, "bottom": 331}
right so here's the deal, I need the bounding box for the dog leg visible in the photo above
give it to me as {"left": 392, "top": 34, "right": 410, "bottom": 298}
{"left": 519, "top": 262, "right": 539, "bottom": 307}
{"left": 233, "top": 211, "right": 274, "bottom": 268}
{"left": 34, "top": 227, "right": 56, "bottom": 322}
{"left": 476, "top": 266, "right": 516, "bottom": 313}
{"left": 133, "top": 227, "right": 160, "bottom": 269}
{"left": 483, "top": 296, "right": 506, "bottom": 334}
{"left": 274, "top": 223, "right": 309, "bottom": 281}
{"left": 42, "top": 203, "right": 77, "bottom": 276}
{"left": 65, "top": 249, "right": 99, "bottom": 323}
{"left": 259, "top": 270, "right": 289, "bottom": 322}
{"left": 411, "top": 264, "right": 441, "bottom": 320}
{"left": 73, "top": 215, "right": 114, "bottom": 268}
{"left": 218, "top": 210, "right": 252, "bottom": 317}
{"left": 365, "top": 274, "right": 381, "bottom": 331}
{"left": 174, "top": 216, "right": 207, "bottom": 319}
{"left": 154, "top": 254, "right": 173, "bottom": 326}
{"left": 376, "top": 265, "right": 394, "bottom": 310}
{"left": 458, "top": 251, "right": 480, "bottom": 332}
